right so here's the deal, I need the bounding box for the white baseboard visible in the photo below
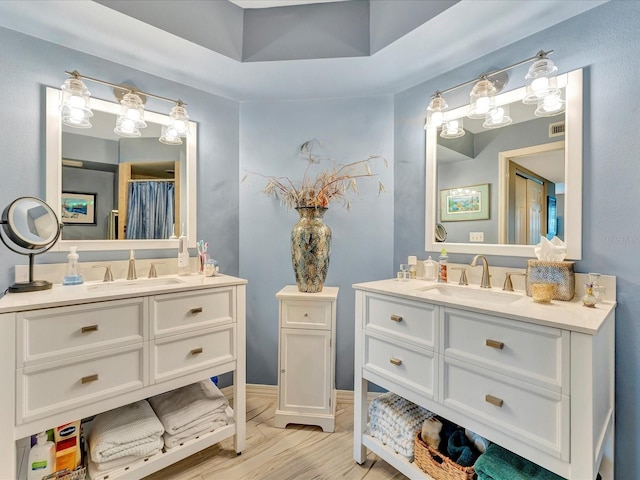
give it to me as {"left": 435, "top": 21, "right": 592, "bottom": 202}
{"left": 223, "top": 384, "right": 381, "bottom": 405}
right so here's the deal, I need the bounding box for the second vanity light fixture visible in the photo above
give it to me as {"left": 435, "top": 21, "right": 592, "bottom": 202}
{"left": 60, "top": 70, "right": 189, "bottom": 145}
{"left": 425, "top": 50, "right": 565, "bottom": 139}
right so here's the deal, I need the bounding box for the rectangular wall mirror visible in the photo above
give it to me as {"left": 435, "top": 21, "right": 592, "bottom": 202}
{"left": 45, "top": 87, "right": 197, "bottom": 252}
{"left": 425, "top": 69, "right": 583, "bottom": 259}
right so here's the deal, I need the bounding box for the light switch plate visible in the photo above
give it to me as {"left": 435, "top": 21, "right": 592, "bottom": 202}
{"left": 470, "top": 232, "right": 484, "bottom": 242}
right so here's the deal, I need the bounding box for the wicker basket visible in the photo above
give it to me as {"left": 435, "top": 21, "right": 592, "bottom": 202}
{"left": 43, "top": 466, "right": 87, "bottom": 480}
{"left": 414, "top": 432, "right": 476, "bottom": 480}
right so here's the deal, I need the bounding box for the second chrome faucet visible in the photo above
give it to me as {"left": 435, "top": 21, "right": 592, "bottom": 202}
{"left": 470, "top": 255, "right": 491, "bottom": 288}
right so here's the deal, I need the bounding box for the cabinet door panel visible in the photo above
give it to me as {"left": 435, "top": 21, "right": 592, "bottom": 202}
{"left": 280, "top": 329, "right": 331, "bottom": 414}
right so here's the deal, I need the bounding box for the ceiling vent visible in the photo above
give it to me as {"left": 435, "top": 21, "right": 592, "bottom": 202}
{"left": 549, "top": 121, "right": 565, "bottom": 137}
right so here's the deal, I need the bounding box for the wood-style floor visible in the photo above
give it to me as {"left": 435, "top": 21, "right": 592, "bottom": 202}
{"left": 144, "top": 393, "right": 408, "bottom": 480}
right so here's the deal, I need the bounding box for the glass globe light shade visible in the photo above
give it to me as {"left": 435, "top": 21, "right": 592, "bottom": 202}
{"left": 440, "top": 118, "right": 465, "bottom": 139}
{"left": 159, "top": 125, "right": 183, "bottom": 145}
{"left": 483, "top": 106, "right": 513, "bottom": 129}
{"left": 425, "top": 94, "right": 448, "bottom": 129}
{"left": 535, "top": 91, "right": 565, "bottom": 117}
{"left": 169, "top": 104, "right": 190, "bottom": 137}
{"left": 114, "top": 116, "right": 141, "bottom": 137}
{"left": 468, "top": 78, "right": 497, "bottom": 119}
{"left": 523, "top": 58, "right": 560, "bottom": 104}
{"left": 119, "top": 92, "right": 147, "bottom": 129}
{"left": 60, "top": 77, "right": 93, "bottom": 128}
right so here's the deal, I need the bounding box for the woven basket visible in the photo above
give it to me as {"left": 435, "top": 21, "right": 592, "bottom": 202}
{"left": 43, "top": 466, "right": 87, "bottom": 480}
{"left": 414, "top": 432, "right": 476, "bottom": 480}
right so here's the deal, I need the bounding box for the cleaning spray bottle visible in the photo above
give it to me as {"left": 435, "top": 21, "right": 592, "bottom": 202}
{"left": 178, "top": 225, "right": 191, "bottom": 276}
{"left": 27, "top": 432, "right": 55, "bottom": 480}
{"left": 437, "top": 248, "right": 448, "bottom": 283}
{"left": 62, "top": 246, "right": 83, "bottom": 285}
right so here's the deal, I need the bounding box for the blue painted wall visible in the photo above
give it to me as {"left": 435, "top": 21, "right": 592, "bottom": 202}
{"left": 239, "top": 97, "right": 394, "bottom": 389}
{"left": 394, "top": 2, "right": 640, "bottom": 477}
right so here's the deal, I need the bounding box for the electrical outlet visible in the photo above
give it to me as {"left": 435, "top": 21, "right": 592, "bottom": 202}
{"left": 470, "top": 232, "right": 484, "bottom": 242}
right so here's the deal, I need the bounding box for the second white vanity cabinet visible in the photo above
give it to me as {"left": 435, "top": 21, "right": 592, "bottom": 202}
{"left": 274, "top": 285, "right": 338, "bottom": 433}
{"left": 0, "top": 275, "right": 247, "bottom": 480}
{"left": 354, "top": 280, "right": 615, "bottom": 480}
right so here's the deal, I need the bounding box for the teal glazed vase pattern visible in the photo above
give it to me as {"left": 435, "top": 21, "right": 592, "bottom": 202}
{"left": 291, "top": 207, "right": 331, "bottom": 293}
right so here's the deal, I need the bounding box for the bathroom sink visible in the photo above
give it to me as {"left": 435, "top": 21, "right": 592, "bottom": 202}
{"left": 417, "top": 284, "right": 522, "bottom": 305}
{"left": 86, "top": 277, "right": 186, "bottom": 292}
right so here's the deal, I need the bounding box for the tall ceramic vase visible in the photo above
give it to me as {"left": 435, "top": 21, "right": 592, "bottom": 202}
{"left": 291, "top": 207, "right": 331, "bottom": 293}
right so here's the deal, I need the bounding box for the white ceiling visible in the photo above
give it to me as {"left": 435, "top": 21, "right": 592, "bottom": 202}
{"left": 0, "top": 0, "right": 607, "bottom": 101}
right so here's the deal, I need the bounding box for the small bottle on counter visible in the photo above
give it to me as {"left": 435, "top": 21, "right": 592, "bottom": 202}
{"left": 437, "top": 248, "right": 448, "bottom": 283}
{"left": 408, "top": 256, "right": 417, "bottom": 279}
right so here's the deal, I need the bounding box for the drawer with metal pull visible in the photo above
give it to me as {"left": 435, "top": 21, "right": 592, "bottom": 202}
{"left": 364, "top": 292, "right": 437, "bottom": 350}
{"left": 151, "top": 287, "right": 235, "bottom": 337}
{"left": 441, "top": 307, "right": 569, "bottom": 393}
{"left": 281, "top": 299, "right": 332, "bottom": 330}
{"left": 17, "top": 343, "right": 145, "bottom": 424}
{"left": 363, "top": 331, "right": 436, "bottom": 400}
{"left": 151, "top": 324, "right": 235, "bottom": 383}
{"left": 17, "top": 298, "right": 146, "bottom": 367}
{"left": 442, "top": 356, "right": 569, "bottom": 460}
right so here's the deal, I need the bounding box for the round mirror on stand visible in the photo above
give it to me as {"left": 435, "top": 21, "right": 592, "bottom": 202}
{"left": 0, "top": 197, "right": 61, "bottom": 293}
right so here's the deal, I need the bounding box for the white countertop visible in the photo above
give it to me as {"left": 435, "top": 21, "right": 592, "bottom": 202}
{"left": 0, "top": 274, "right": 247, "bottom": 313}
{"left": 353, "top": 278, "right": 616, "bottom": 335}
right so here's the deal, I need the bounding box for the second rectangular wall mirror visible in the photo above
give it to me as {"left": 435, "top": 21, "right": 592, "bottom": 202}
{"left": 425, "top": 69, "right": 583, "bottom": 259}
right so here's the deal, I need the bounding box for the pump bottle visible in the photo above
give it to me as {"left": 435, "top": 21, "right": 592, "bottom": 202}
{"left": 63, "top": 246, "right": 83, "bottom": 285}
{"left": 178, "top": 226, "right": 191, "bottom": 276}
{"left": 27, "top": 432, "right": 55, "bottom": 480}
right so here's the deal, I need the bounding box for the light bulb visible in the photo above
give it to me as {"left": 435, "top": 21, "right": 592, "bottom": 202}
{"left": 172, "top": 119, "right": 187, "bottom": 135}
{"left": 431, "top": 111, "right": 444, "bottom": 127}
{"left": 68, "top": 95, "right": 86, "bottom": 109}
{"left": 490, "top": 107, "right": 504, "bottom": 121}
{"left": 531, "top": 76, "right": 550, "bottom": 95}
{"left": 475, "top": 97, "right": 490, "bottom": 114}
{"left": 126, "top": 108, "right": 141, "bottom": 121}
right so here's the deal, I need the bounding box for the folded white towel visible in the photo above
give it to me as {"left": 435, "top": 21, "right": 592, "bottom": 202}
{"left": 163, "top": 414, "right": 228, "bottom": 449}
{"left": 89, "top": 400, "right": 165, "bottom": 464}
{"left": 89, "top": 449, "right": 161, "bottom": 473}
{"left": 149, "top": 380, "right": 229, "bottom": 435}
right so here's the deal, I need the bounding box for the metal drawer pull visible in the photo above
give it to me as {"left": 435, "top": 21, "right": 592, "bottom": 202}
{"left": 390, "top": 314, "right": 403, "bottom": 323}
{"left": 81, "top": 325, "right": 99, "bottom": 333}
{"left": 190, "top": 347, "right": 203, "bottom": 355}
{"left": 189, "top": 307, "right": 203, "bottom": 314}
{"left": 485, "top": 394, "right": 504, "bottom": 407}
{"left": 485, "top": 339, "right": 504, "bottom": 350}
{"left": 81, "top": 374, "right": 99, "bottom": 384}
{"left": 389, "top": 357, "right": 402, "bottom": 366}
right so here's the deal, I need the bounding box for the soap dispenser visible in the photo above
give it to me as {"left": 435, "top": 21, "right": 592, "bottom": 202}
{"left": 27, "top": 432, "right": 55, "bottom": 480}
{"left": 63, "top": 247, "right": 83, "bottom": 285}
{"left": 178, "top": 226, "right": 191, "bottom": 276}
{"left": 423, "top": 256, "right": 437, "bottom": 281}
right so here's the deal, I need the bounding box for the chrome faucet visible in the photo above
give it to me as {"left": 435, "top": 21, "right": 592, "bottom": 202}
{"left": 470, "top": 255, "right": 491, "bottom": 288}
{"left": 127, "top": 250, "right": 137, "bottom": 280}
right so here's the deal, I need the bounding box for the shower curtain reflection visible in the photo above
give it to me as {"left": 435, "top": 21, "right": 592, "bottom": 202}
{"left": 126, "top": 181, "right": 175, "bottom": 239}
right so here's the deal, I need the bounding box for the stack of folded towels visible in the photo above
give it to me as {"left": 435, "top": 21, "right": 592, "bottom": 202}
{"left": 474, "top": 443, "right": 565, "bottom": 480}
{"left": 369, "top": 392, "right": 433, "bottom": 460}
{"left": 149, "top": 379, "right": 229, "bottom": 449}
{"left": 88, "top": 399, "right": 164, "bottom": 475}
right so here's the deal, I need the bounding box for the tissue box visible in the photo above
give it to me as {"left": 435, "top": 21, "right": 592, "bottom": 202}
{"left": 525, "top": 260, "right": 575, "bottom": 301}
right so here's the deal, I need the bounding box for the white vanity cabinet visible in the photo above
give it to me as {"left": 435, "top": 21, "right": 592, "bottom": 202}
{"left": 274, "top": 285, "right": 338, "bottom": 433}
{"left": 353, "top": 280, "right": 615, "bottom": 480}
{"left": 0, "top": 275, "right": 247, "bottom": 480}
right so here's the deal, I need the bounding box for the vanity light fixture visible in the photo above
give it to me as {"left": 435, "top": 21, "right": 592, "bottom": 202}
{"left": 60, "top": 70, "right": 190, "bottom": 143}
{"left": 424, "top": 49, "right": 562, "bottom": 132}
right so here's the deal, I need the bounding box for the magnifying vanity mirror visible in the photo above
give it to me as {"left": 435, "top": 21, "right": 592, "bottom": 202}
{"left": 0, "top": 197, "right": 61, "bottom": 292}
{"left": 425, "top": 69, "right": 583, "bottom": 259}
{"left": 45, "top": 87, "right": 197, "bottom": 252}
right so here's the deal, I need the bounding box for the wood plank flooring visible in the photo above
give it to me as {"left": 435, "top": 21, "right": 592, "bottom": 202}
{"left": 143, "top": 393, "right": 408, "bottom": 480}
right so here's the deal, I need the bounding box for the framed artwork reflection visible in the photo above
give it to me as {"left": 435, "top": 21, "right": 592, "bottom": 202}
{"left": 61, "top": 192, "right": 97, "bottom": 225}
{"left": 439, "top": 183, "right": 489, "bottom": 222}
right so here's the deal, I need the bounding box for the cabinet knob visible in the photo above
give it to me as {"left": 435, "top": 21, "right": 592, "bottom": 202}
{"left": 485, "top": 394, "right": 504, "bottom": 407}
{"left": 485, "top": 339, "right": 504, "bottom": 350}
{"left": 81, "top": 325, "right": 99, "bottom": 333}
{"left": 81, "top": 374, "right": 99, "bottom": 384}
{"left": 390, "top": 314, "right": 403, "bottom": 323}
{"left": 304, "top": 313, "right": 309, "bottom": 317}
{"left": 389, "top": 357, "right": 402, "bottom": 366}
{"left": 190, "top": 347, "right": 203, "bottom": 355}
{"left": 189, "top": 307, "right": 203, "bottom": 315}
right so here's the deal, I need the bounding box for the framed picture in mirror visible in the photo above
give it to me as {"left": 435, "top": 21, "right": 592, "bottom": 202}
{"left": 61, "top": 191, "right": 97, "bottom": 225}
{"left": 439, "top": 183, "right": 489, "bottom": 222}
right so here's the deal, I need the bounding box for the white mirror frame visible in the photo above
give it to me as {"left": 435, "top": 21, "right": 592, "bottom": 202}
{"left": 45, "top": 87, "right": 197, "bottom": 252}
{"left": 425, "top": 68, "right": 583, "bottom": 259}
